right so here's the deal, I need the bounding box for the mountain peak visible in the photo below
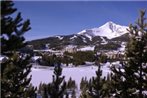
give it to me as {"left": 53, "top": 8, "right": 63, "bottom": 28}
{"left": 77, "top": 21, "right": 128, "bottom": 39}
{"left": 106, "top": 21, "right": 115, "bottom": 24}
{"left": 99, "top": 21, "right": 121, "bottom": 29}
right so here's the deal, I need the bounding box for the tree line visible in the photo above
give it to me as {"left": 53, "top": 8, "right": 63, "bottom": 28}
{"left": 35, "top": 51, "right": 107, "bottom": 67}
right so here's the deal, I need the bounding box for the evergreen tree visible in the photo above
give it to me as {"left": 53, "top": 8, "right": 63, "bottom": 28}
{"left": 88, "top": 53, "right": 112, "bottom": 98}
{"left": 71, "top": 89, "right": 76, "bottom": 98}
{"left": 42, "top": 84, "right": 49, "bottom": 98}
{"left": 47, "top": 63, "right": 66, "bottom": 98}
{"left": 80, "top": 54, "right": 109, "bottom": 98}
{"left": 24, "top": 84, "right": 37, "bottom": 98}
{"left": 80, "top": 92, "right": 89, "bottom": 98}
{"left": 87, "top": 65, "right": 108, "bottom": 98}
{"left": 80, "top": 77, "right": 91, "bottom": 98}
{"left": 38, "top": 82, "right": 44, "bottom": 95}
{"left": 111, "top": 10, "right": 147, "bottom": 98}
{"left": 65, "top": 77, "right": 77, "bottom": 98}
{"left": 1, "top": 1, "right": 35, "bottom": 98}
{"left": 1, "top": 1, "right": 31, "bottom": 54}
{"left": 80, "top": 77, "right": 89, "bottom": 91}
{"left": 38, "top": 83, "right": 48, "bottom": 98}
{"left": 104, "top": 73, "right": 115, "bottom": 97}
{"left": 80, "top": 78, "right": 91, "bottom": 98}
{"left": 67, "top": 77, "right": 77, "bottom": 90}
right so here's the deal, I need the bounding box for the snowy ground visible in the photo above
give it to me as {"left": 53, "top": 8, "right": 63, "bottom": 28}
{"left": 30, "top": 62, "right": 147, "bottom": 97}
{"left": 30, "top": 63, "right": 111, "bottom": 90}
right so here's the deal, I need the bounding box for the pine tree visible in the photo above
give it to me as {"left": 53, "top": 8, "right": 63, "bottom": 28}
{"left": 38, "top": 83, "right": 48, "bottom": 98}
{"left": 47, "top": 63, "right": 66, "bottom": 98}
{"left": 111, "top": 10, "right": 147, "bottom": 98}
{"left": 1, "top": 1, "right": 35, "bottom": 98}
{"left": 80, "top": 77, "right": 93, "bottom": 98}
{"left": 104, "top": 73, "right": 115, "bottom": 97}
{"left": 80, "top": 77, "right": 89, "bottom": 92}
{"left": 87, "top": 65, "right": 108, "bottom": 98}
{"left": 24, "top": 84, "right": 37, "bottom": 98}
{"left": 67, "top": 77, "right": 77, "bottom": 90}
{"left": 42, "top": 84, "right": 49, "bottom": 98}
{"left": 80, "top": 54, "right": 109, "bottom": 98}
{"left": 71, "top": 89, "right": 76, "bottom": 98}
{"left": 1, "top": 1, "right": 31, "bottom": 54}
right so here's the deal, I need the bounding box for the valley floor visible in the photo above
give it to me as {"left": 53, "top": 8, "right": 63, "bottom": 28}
{"left": 30, "top": 63, "right": 111, "bottom": 90}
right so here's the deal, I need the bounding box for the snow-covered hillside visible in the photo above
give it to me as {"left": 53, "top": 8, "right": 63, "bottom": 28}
{"left": 28, "top": 21, "right": 129, "bottom": 50}
{"left": 78, "top": 21, "right": 128, "bottom": 39}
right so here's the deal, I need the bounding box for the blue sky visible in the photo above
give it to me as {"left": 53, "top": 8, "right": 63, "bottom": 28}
{"left": 14, "top": 1, "right": 147, "bottom": 41}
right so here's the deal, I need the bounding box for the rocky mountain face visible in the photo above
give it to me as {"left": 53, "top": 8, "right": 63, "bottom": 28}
{"left": 28, "top": 21, "right": 129, "bottom": 51}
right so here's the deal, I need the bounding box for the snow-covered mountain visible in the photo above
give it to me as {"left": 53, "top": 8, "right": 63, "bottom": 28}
{"left": 77, "top": 21, "right": 128, "bottom": 39}
{"left": 28, "top": 21, "right": 129, "bottom": 50}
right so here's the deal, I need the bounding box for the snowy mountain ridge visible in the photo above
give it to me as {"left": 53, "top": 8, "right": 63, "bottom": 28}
{"left": 28, "top": 21, "right": 130, "bottom": 50}
{"left": 77, "top": 21, "right": 128, "bottom": 39}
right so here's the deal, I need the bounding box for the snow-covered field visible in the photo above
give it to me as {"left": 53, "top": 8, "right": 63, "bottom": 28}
{"left": 30, "top": 63, "right": 111, "bottom": 90}
{"left": 31, "top": 62, "right": 147, "bottom": 96}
